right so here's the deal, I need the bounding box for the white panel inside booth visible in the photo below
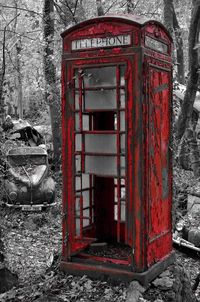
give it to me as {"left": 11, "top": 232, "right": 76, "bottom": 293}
{"left": 85, "top": 134, "right": 116, "bottom": 153}
{"left": 85, "top": 155, "right": 117, "bottom": 176}
{"left": 84, "top": 90, "right": 116, "bottom": 110}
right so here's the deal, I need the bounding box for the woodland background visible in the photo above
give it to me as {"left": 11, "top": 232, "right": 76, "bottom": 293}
{"left": 0, "top": 0, "right": 200, "bottom": 301}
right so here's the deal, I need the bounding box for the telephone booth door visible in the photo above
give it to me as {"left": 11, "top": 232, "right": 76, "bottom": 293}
{"left": 64, "top": 58, "right": 134, "bottom": 263}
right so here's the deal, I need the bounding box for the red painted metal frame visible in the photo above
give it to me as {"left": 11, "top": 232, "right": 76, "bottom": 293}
{"left": 61, "top": 15, "right": 173, "bottom": 282}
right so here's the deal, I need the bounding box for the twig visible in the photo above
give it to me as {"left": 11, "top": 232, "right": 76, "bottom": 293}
{"left": 104, "top": 0, "right": 119, "bottom": 14}
{"left": 0, "top": 4, "right": 43, "bottom": 18}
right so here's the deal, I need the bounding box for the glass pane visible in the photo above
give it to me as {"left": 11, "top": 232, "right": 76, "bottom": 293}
{"left": 83, "top": 67, "right": 116, "bottom": 87}
{"left": 83, "top": 219, "right": 90, "bottom": 227}
{"left": 76, "top": 218, "right": 80, "bottom": 236}
{"left": 82, "top": 190, "right": 90, "bottom": 208}
{"left": 121, "top": 156, "right": 125, "bottom": 176}
{"left": 114, "top": 114, "right": 117, "bottom": 130}
{"left": 114, "top": 186, "right": 117, "bottom": 202}
{"left": 121, "top": 201, "right": 126, "bottom": 221}
{"left": 121, "top": 187, "right": 126, "bottom": 199}
{"left": 76, "top": 177, "right": 81, "bottom": 191}
{"left": 75, "top": 155, "right": 81, "bottom": 173}
{"left": 120, "top": 89, "right": 125, "bottom": 108}
{"left": 121, "top": 134, "right": 125, "bottom": 153}
{"left": 114, "top": 204, "right": 117, "bottom": 221}
{"left": 74, "top": 70, "right": 79, "bottom": 88}
{"left": 85, "top": 134, "right": 117, "bottom": 153}
{"left": 75, "top": 92, "right": 79, "bottom": 110}
{"left": 120, "top": 66, "right": 126, "bottom": 86}
{"left": 75, "top": 198, "right": 80, "bottom": 213}
{"left": 83, "top": 209, "right": 90, "bottom": 217}
{"left": 75, "top": 134, "right": 82, "bottom": 151}
{"left": 84, "top": 89, "right": 116, "bottom": 110}
{"left": 85, "top": 156, "right": 117, "bottom": 176}
{"left": 83, "top": 114, "right": 89, "bottom": 130}
{"left": 121, "top": 178, "right": 125, "bottom": 186}
{"left": 82, "top": 174, "right": 90, "bottom": 189}
{"left": 75, "top": 113, "right": 80, "bottom": 130}
{"left": 120, "top": 111, "right": 125, "bottom": 131}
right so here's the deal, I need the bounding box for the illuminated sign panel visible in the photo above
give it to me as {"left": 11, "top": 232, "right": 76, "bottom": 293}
{"left": 72, "top": 34, "right": 131, "bottom": 50}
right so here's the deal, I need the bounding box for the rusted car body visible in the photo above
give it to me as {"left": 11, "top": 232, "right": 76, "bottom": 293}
{"left": 4, "top": 146, "right": 55, "bottom": 210}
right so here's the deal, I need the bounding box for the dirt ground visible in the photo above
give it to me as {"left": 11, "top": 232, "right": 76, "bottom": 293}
{"left": 0, "top": 186, "right": 200, "bottom": 302}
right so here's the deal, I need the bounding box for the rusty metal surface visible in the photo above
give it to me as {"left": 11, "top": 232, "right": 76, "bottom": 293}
{"left": 4, "top": 146, "right": 55, "bottom": 208}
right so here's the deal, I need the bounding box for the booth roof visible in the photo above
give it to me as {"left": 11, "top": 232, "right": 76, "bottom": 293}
{"left": 61, "top": 14, "right": 172, "bottom": 41}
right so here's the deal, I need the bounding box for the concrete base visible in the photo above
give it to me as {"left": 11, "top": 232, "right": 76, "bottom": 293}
{"left": 60, "top": 251, "right": 175, "bottom": 286}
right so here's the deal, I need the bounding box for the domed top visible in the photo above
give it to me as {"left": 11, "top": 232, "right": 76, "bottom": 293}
{"left": 61, "top": 14, "right": 172, "bottom": 41}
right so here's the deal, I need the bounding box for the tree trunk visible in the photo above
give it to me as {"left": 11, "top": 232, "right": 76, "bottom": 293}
{"left": 173, "top": 9, "right": 185, "bottom": 84}
{"left": 175, "top": 0, "right": 200, "bottom": 140}
{"left": 43, "top": 0, "right": 61, "bottom": 170}
{"left": 14, "top": 1, "right": 23, "bottom": 119}
{"left": 16, "top": 39, "right": 23, "bottom": 119}
{"left": 96, "top": 0, "right": 104, "bottom": 16}
{"left": 163, "top": 0, "right": 185, "bottom": 83}
{"left": 0, "top": 26, "right": 6, "bottom": 124}
{"left": 127, "top": 0, "right": 134, "bottom": 13}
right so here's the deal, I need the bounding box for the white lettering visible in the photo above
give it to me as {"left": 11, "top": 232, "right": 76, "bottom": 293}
{"left": 71, "top": 34, "right": 131, "bottom": 50}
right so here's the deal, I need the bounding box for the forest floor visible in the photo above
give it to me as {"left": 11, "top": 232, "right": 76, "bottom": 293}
{"left": 0, "top": 172, "right": 200, "bottom": 302}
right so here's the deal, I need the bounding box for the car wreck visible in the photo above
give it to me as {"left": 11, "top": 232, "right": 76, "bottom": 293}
{"left": 3, "top": 146, "right": 55, "bottom": 210}
{"left": 2, "top": 118, "right": 55, "bottom": 210}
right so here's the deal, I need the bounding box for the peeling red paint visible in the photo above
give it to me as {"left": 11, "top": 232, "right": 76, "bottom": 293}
{"left": 61, "top": 15, "right": 173, "bottom": 283}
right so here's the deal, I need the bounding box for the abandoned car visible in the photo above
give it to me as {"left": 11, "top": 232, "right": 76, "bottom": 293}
{"left": 3, "top": 146, "right": 55, "bottom": 210}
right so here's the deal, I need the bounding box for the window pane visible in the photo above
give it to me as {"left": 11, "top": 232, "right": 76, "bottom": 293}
{"left": 75, "top": 134, "right": 81, "bottom": 151}
{"left": 121, "top": 156, "right": 125, "bottom": 176}
{"left": 83, "top": 67, "right": 116, "bottom": 87}
{"left": 120, "top": 89, "right": 125, "bottom": 108}
{"left": 114, "top": 204, "right": 118, "bottom": 221}
{"left": 75, "top": 198, "right": 80, "bottom": 214}
{"left": 120, "top": 111, "right": 125, "bottom": 131}
{"left": 121, "top": 134, "right": 125, "bottom": 153}
{"left": 82, "top": 174, "right": 90, "bottom": 188}
{"left": 76, "top": 218, "right": 80, "bottom": 236}
{"left": 84, "top": 89, "right": 116, "bottom": 110}
{"left": 83, "top": 114, "right": 89, "bottom": 130}
{"left": 121, "top": 187, "right": 126, "bottom": 199}
{"left": 120, "top": 66, "right": 126, "bottom": 86}
{"left": 82, "top": 190, "right": 90, "bottom": 208}
{"left": 121, "top": 201, "right": 126, "bottom": 221}
{"left": 74, "top": 70, "right": 79, "bottom": 88}
{"left": 85, "top": 134, "right": 117, "bottom": 153}
{"left": 75, "top": 113, "right": 80, "bottom": 130}
{"left": 75, "top": 92, "right": 79, "bottom": 110}
{"left": 75, "top": 114, "right": 89, "bottom": 131}
{"left": 76, "top": 177, "right": 81, "bottom": 191}
{"left": 83, "top": 219, "right": 90, "bottom": 227}
{"left": 114, "top": 114, "right": 117, "bottom": 130}
{"left": 85, "top": 156, "right": 117, "bottom": 176}
{"left": 75, "top": 155, "right": 81, "bottom": 173}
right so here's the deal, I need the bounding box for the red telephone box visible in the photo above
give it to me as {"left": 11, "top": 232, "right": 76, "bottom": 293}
{"left": 61, "top": 15, "right": 174, "bottom": 285}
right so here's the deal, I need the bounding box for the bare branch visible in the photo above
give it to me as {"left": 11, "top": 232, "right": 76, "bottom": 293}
{"left": 73, "top": 0, "right": 79, "bottom": 16}
{"left": 53, "top": 0, "right": 78, "bottom": 23}
{"left": 0, "top": 29, "right": 37, "bottom": 41}
{"left": 133, "top": 0, "right": 141, "bottom": 11}
{"left": 104, "top": 0, "right": 119, "bottom": 14}
{"left": 0, "top": 4, "right": 43, "bottom": 18}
